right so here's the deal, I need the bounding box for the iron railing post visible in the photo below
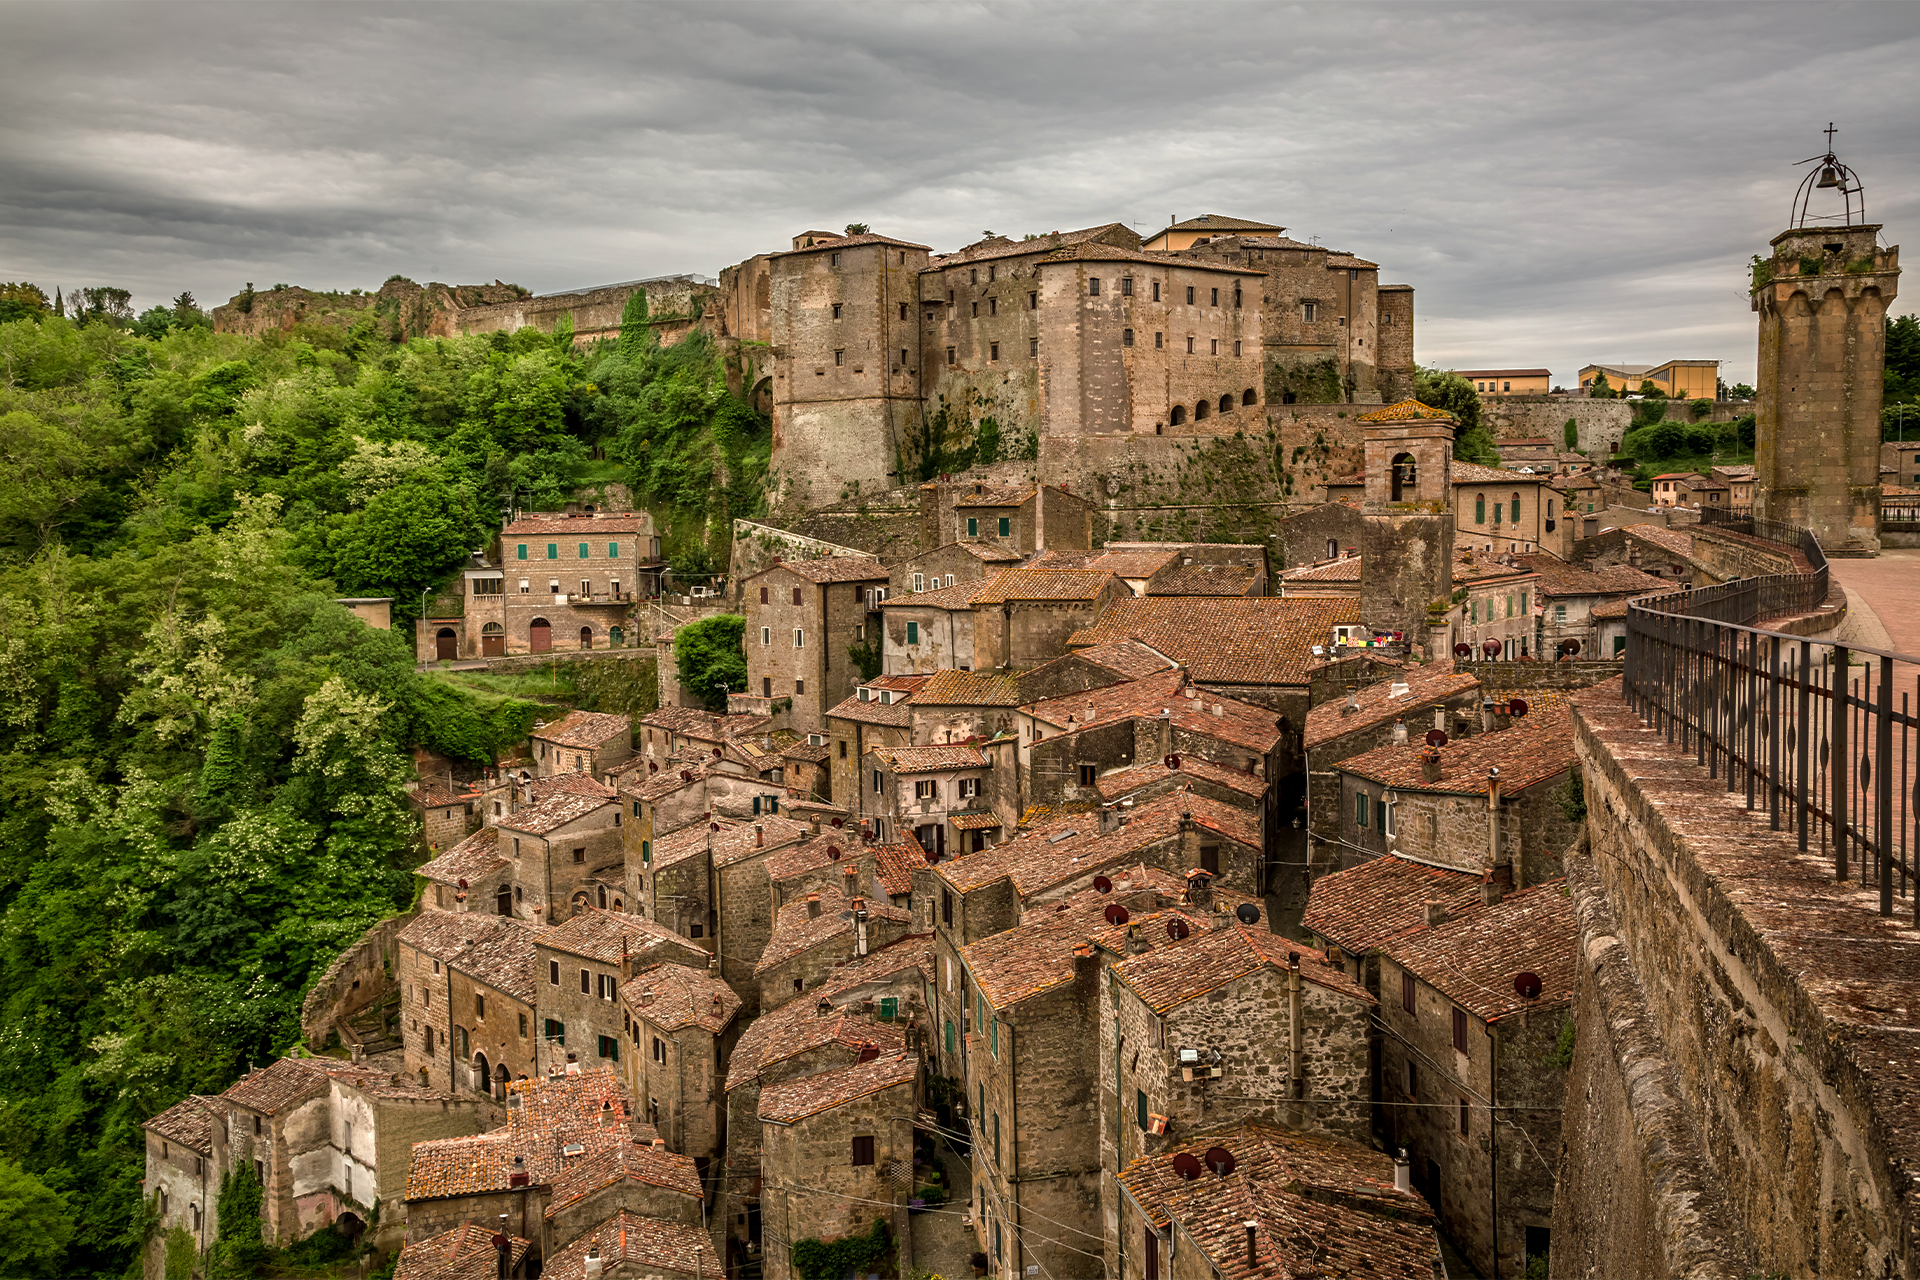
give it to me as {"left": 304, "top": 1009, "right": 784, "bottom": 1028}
{"left": 1799, "top": 639, "right": 1812, "bottom": 852}
{"left": 1834, "top": 644, "right": 1850, "bottom": 882}
{"left": 1878, "top": 655, "right": 1894, "bottom": 916}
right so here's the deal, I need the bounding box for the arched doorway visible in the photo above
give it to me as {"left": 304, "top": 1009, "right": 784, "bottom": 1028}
{"left": 579, "top": 626, "right": 593, "bottom": 650}
{"left": 434, "top": 628, "right": 457, "bottom": 660}
{"left": 495, "top": 886, "right": 512, "bottom": 916}
{"left": 1219, "top": 394, "right": 1234, "bottom": 415}
{"left": 472, "top": 1051, "right": 490, "bottom": 1093}
{"left": 480, "top": 622, "right": 505, "bottom": 657}
{"left": 528, "top": 618, "right": 552, "bottom": 653}
{"left": 570, "top": 891, "right": 590, "bottom": 917}
{"left": 609, "top": 625, "right": 624, "bottom": 648}
{"left": 336, "top": 1212, "right": 364, "bottom": 1244}
{"left": 493, "top": 1062, "right": 509, "bottom": 1101}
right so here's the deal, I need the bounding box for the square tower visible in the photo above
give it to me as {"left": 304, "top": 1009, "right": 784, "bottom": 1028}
{"left": 1752, "top": 224, "right": 1900, "bottom": 553}
{"left": 1356, "top": 399, "right": 1456, "bottom": 642}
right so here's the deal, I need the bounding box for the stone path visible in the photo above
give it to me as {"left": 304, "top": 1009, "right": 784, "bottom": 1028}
{"left": 907, "top": 1140, "right": 978, "bottom": 1280}
{"left": 1827, "top": 549, "right": 1920, "bottom": 657}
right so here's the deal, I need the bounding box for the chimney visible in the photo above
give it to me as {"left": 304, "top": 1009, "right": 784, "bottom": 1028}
{"left": 455, "top": 891, "right": 469, "bottom": 913}
{"left": 584, "top": 1247, "right": 603, "bottom": 1279}
{"left": 565, "top": 1052, "right": 581, "bottom": 1076}
{"left": 1126, "top": 924, "right": 1150, "bottom": 955}
{"left": 711, "top": 993, "right": 725, "bottom": 1018}
{"left": 1424, "top": 900, "right": 1449, "bottom": 928}
{"left": 1244, "top": 1221, "right": 1258, "bottom": 1269}
{"left": 1184, "top": 868, "right": 1214, "bottom": 911}
{"left": 1482, "top": 699, "right": 1512, "bottom": 733}
{"left": 755, "top": 824, "right": 765, "bottom": 847}
{"left": 807, "top": 893, "right": 822, "bottom": 919}
{"left": 1421, "top": 749, "right": 1443, "bottom": 784}
{"left": 1210, "top": 703, "right": 1223, "bottom": 718}
{"left": 1392, "top": 718, "right": 1408, "bottom": 745}
{"left": 1394, "top": 1148, "right": 1412, "bottom": 1194}
{"left": 1482, "top": 871, "right": 1503, "bottom": 906}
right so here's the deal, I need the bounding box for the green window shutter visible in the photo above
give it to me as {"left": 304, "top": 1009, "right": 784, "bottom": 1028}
{"left": 642, "top": 840, "right": 651, "bottom": 864}
{"left": 946, "top": 1020, "right": 955, "bottom": 1053}
{"left": 517, "top": 544, "right": 528, "bottom": 560}
{"left": 881, "top": 997, "right": 898, "bottom": 1020}
{"left": 769, "top": 796, "right": 778, "bottom": 814}
{"left": 998, "top": 516, "right": 1010, "bottom": 536}
{"left": 547, "top": 543, "right": 558, "bottom": 559}
{"left": 1136, "top": 1089, "right": 1148, "bottom": 1130}
{"left": 1355, "top": 792, "right": 1368, "bottom": 828}
{"left": 752, "top": 796, "right": 761, "bottom": 815}
{"left": 978, "top": 1083, "right": 984, "bottom": 1116}
{"left": 907, "top": 621, "right": 919, "bottom": 644}
{"left": 1475, "top": 495, "right": 1485, "bottom": 522}
{"left": 608, "top": 542, "right": 619, "bottom": 558}
{"left": 967, "top": 517, "right": 978, "bottom": 537}
{"left": 990, "top": 1018, "right": 998, "bottom": 1056}
{"left": 994, "top": 1115, "right": 1001, "bottom": 1167}
{"left": 578, "top": 542, "right": 590, "bottom": 559}
{"left": 1471, "top": 600, "right": 1478, "bottom": 623}
{"left": 1506, "top": 595, "right": 1513, "bottom": 618}
{"left": 1512, "top": 496, "right": 1521, "bottom": 522}
{"left": 1521, "top": 592, "right": 1529, "bottom": 611}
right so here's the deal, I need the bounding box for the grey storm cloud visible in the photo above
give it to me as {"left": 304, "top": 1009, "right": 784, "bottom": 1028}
{"left": 1, "top": 1, "right": 1915, "bottom": 386}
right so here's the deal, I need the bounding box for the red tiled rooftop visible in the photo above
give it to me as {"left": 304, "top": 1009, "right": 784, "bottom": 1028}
{"left": 144, "top": 1095, "right": 222, "bottom": 1152}
{"left": 869, "top": 744, "right": 989, "bottom": 773}
{"left": 497, "top": 784, "right": 616, "bottom": 836}
{"left": 502, "top": 513, "right": 654, "bottom": 537}
{"left": 970, "top": 568, "right": 1118, "bottom": 604}
{"left": 1025, "top": 668, "right": 1283, "bottom": 755}
{"left": 1302, "top": 854, "right": 1484, "bottom": 957}
{"left": 758, "top": 1051, "right": 917, "bottom": 1124}
{"left": 392, "top": 1222, "right": 531, "bottom": 1280}
{"left": 533, "top": 711, "right": 632, "bottom": 750}
{"left": 1303, "top": 661, "right": 1480, "bottom": 750}
{"left": 621, "top": 962, "right": 740, "bottom": 1035}
{"left": 1067, "top": 597, "right": 1362, "bottom": 685}
{"left": 399, "top": 912, "right": 540, "bottom": 1001}
{"left": 1339, "top": 704, "right": 1576, "bottom": 796}
{"left": 1109, "top": 919, "right": 1372, "bottom": 1012}
{"left": 536, "top": 907, "right": 704, "bottom": 967}
{"left": 1094, "top": 756, "right": 1268, "bottom": 802}
{"left": 755, "top": 884, "right": 913, "bottom": 974}
{"left": 540, "top": 1211, "right": 714, "bottom": 1280}
{"left": 908, "top": 669, "right": 1021, "bottom": 706}
{"left": 417, "top": 826, "right": 508, "bottom": 886}
{"left": 543, "top": 1141, "right": 702, "bottom": 1219}
{"left": 1148, "top": 563, "right": 1259, "bottom": 596}
{"left": 1382, "top": 879, "right": 1576, "bottom": 1021}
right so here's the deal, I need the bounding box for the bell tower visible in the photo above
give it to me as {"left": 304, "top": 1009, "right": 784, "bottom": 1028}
{"left": 1753, "top": 127, "right": 1900, "bottom": 555}
{"left": 1357, "top": 399, "right": 1456, "bottom": 642}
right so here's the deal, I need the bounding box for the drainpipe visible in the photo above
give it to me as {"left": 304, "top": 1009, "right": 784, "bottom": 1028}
{"left": 1288, "top": 952, "right": 1305, "bottom": 1127}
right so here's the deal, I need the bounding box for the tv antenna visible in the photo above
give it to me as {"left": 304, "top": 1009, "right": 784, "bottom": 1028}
{"left": 1791, "top": 123, "right": 1866, "bottom": 227}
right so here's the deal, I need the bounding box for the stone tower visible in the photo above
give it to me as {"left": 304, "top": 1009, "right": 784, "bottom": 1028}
{"left": 1357, "top": 399, "right": 1456, "bottom": 641}
{"left": 1753, "top": 220, "right": 1900, "bottom": 554}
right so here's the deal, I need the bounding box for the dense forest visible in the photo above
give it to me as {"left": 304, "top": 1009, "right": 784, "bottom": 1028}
{"left": 0, "top": 280, "right": 769, "bottom": 1277}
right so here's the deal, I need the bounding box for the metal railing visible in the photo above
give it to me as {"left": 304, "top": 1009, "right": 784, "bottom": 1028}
{"left": 1623, "top": 515, "right": 1920, "bottom": 923}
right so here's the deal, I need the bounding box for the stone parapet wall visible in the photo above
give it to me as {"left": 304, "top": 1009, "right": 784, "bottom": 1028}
{"left": 300, "top": 912, "right": 415, "bottom": 1048}
{"left": 1480, "top": 397, "right": 1632, "bottom": 454}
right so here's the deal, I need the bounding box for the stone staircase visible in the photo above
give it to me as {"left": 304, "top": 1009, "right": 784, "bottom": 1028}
{"left": 340, "top": 989, "right": 401, "bottom": 1057}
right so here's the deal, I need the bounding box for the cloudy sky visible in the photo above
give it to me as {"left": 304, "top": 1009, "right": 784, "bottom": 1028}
{"left": 2, "top": 1, "right": 1914, "bottom": 386}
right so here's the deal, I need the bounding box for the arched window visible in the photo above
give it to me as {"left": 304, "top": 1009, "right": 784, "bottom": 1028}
{"left": 597, "top": 885, "right": 608, "bottom": 908}
{"left": 1243, "top": 388, "right": 1257, "bottom": 406}
{"left": 1281, "top": 391, "right": 1297, "bottom": 405}
{"left": 579, "top": 626, "right": 593, "bottom": 650}
{"left": 1511, "top": 493, "right": 1522, "bottom": 522}
{"left": 1391, "top": 452, "right": 1417, "bottom": 503}
{"left": 472, "top": 1051, "right": 489, "bottom": 1093}
{"left": 1171, "top": 405, "right": 1186, "bottom": 426}
{"left": 1195, "top": 400, "right": 1210, "bottom": 420}
{"left": 1219, "top": 394, "right": 1234, "bottom": 414}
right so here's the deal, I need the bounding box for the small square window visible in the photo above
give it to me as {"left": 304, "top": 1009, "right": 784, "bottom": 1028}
{"left": 1078, "top": 764, "right": 1096, "bottom": 786}
{"left": 1088, "top": 277, "right": 1101, "bottom": 296}
{"left": 851, "top": 1135, "right": 875, "bottom": 1166}
{"left": 1121, "top": 277, "right": 1134, "bottom": 296}
{"left": 831, "top": 303, "right": 843, "bottom": 319}
{"left": 989, "top": 342, "right": 999, "bottom": 362}
{"left": 1028, "top": 337, "right": 1038, "bottom": 358}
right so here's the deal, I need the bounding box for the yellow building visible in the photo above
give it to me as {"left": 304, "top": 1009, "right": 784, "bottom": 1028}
{"left": 1456, "top": 367, "right": 1552, "bottom": 395}
{"left": 1579, "top": 359, "right": 1720, "bottom": 398}
{"left": 1141, "top": 213, "right": 1285, "bottom": 252}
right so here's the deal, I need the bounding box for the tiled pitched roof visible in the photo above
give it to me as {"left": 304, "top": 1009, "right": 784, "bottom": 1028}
{"left": 1085, "top": 548, "right": 1182, "bottom": 578}
{"left": 773, "top": 232, "right": 932, "bottom": 256}
{"left": 936, "top": 223, "right": 1136, "bottom": 267}
{"left": 405, "top": 1069, "right": 636, "bottom": 1201}
{"left": 1042, "top": 241, "right": 1262, "bottom": 273}
{"left": 417, "top": 826, "right": 508, "bottom": 887}
{"left": 621, "top": 962, "right": 740, "bottom": 1035}
{"left": 826, "top": 692, "right": 916, "bottom": 728}
{"left": 880, "top": 579, "right": 982, "bottom": 610}
{"left": 951, "top": 539, "right": 1026, "bottom": 562}
{"left": 1109, "top": 921, "right": 1372, "bottom": 1012}
{"left": 544, "top": 1141, "right": 702, "bottom": 1219}
{"left": 1164, "top": 214, "right": 1285, "bottom": 233}
{"left": 637, "top": 706, "right": 741, "bottom": 741}
{"left": 1303, "top": 661, "right": 1480, "bottom": 750}
{"left": 619, "top": 760, "right": 711, "bottom": 803}
{"left": 1025, "top": 668, "right": 1283, "bottom": 754}
{"left": 144, "top": 1095, "right": 221, "bottom": 1152}
{"left": 1383, "top": 879, "right": 1576, "bottom": 1021}
{"left": 222, "top": 1057, "right": 328, "bottom": 1116}
{"left": 970, "top": 568, "right": 1117, "bottom": 604}
{"left": 1453, "top": 461, "right": 1551, "bottom": 485}
{"left": 1149, "top": 563, "right": 1259, "bottom": 596}
{"left": 1590, "top": 591, "right": 1665, "bottom": 619}
{"left": 1280, "top": 557, "right": 1363, "bottom": 584}
{"left": 497, "top": 784, "right": 616, "bottom": 836}
{"left": 755, "top": 884, "right": 914, "bottom": 974}
{"left": 1356, "top": 399, "right": 1455, "bottom": 423}
{"left": 1339, "top": 704, "right": 1575, "bottom": 796}
{"left": 1619, "top": 523, "right": 1696, "bottom": 558}
{"left": 392, "top": 1222, "right": 532, "bottom": 1280}
{"left": 540, "top": 1211, "right": 714, "bottom": 1280}
{"left": 399, "top": 912, "right": 540, "bottom": 1001}
{"left": 758, "top": 1051, "right": 917, "bottom": 1124}
{"left": 533, "top": 711, "right": 631, "bottom": 750}
{"left": 1071, "top": 638, "right": 1180, "bottom": 680}
{"left": 536, "top": 907, "right": 704, "bottom": 966}
{"left": 1302, "top": 855, "right": 1483, "bottom": 956}
{"left": 1518, "top": 554, "right": 1669, "bottom": 597}
{"left": 869, "top": 744, "right": 989, "bottom": 773}
{"left": 909, "top": 668, "right": 1022, "bottom": 706}
{"left": 1094, "top": 756, "right": 1268, "bottom": 802}
{"left": 950, "top": 483, "right": 1035, "bottom": 508}
{"left": 782, "top": 739, "right": 831, "bottom": 764}
{"left": 501, "top": 514, "right": 654, "bottom": 536}
{"left": 708, "top": 814, "right": 812, "bottom": 868}
{"left": 764, "top": 832, "right": 923, "bottom": 899}
{"left": 408, "top": 782, "right": 481, "bottom": 809}
{"left": 1067, "top": 597, "right": 1362, "bottom": 685}
{"left": 651, "top": 822, "right": 716, "bottom": 870}
{"left": 756, "top": 555, "right": 889, "bottom": 584}
{"left": 1450, "top": 554, "right": 1534, "bottom": 586}
{"left": 725, "top": 985, "right": 917, "bottom": 1091}
{"left": 872, "top": 841, "right": 919, "bottom": 897}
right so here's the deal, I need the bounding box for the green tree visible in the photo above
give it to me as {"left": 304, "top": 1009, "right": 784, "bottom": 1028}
{"left": 207, "top": 1162, "right": 266, "bottom": 1279}
{"left": 1588, "top": 371, "right": 1614, "bottom": 399}
{"left": 1563, "top": 418, "right": 1578, "bottom": 450}
{"left": 0, "top": 282, "right": 52, "bottom": 324}
{"left": 844, "top": 222, "right": 872, "bottom": 235}
{"left": 674, "top": 615, "right": 746, "bottom": 710}
{"left": 321, "top": 476, "right": 487, "bottom": 617}
{"left": 163, "top": 1223, "right": 197, "bottom": 1280}
{"left": 0, "top": 1158, "right": 74, "bottom": 1278}
{"left": 1729, "top": 382, "right": 1755, "bottom": 400}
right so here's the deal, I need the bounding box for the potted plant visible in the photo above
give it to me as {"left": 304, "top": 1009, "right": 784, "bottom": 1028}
{"left": 971, "top": 1251, "right": 989, "bottom": 1277}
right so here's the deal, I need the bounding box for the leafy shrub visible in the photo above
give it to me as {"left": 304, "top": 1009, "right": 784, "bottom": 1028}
{"left": 675, "top": 615, "right": 747, "bottom": 710}
{"left": 790, "top": 1218, "right": 891, "bottom": 1280}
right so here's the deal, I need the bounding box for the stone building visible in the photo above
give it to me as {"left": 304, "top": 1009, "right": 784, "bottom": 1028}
{"left": 1752, "top": 220, "right": 1900, "bottom": 554}
{"left": 540, "top": 1140, "right": 704, "bottom": 1257}
{"left": 859, "top": 743, "right": 991, "bottom": 854}
{"left": 740, "top": 556, "right": 890, "bottom": 731}
{"left": 418, "top": 512, "right": 664, "bottom": 660}
{"left": 1518, "top": 555, "right": 1668, "bottom": 660}
{"left": 756, "top": 1050, "right": 920, "bottom": 1279}
{"left": 142, "top": 1095, "right": 223, "bottom": 1271}
{"left": 1356, "top": 400, "right": 1456, "bottom": 642}
{"left": 1301, "top": 851, "right": 1483, "bottom": 999}
{"left": 1376, "top": 880, "right": 1574, "bottom": 1277}
{"left": 967, "top": 568, "right": 1130, "bottom": 671}
{"left": 531, "top": 711, "right": 633, "bottom": 780}
{"left": 706, "top": 814, "right": 816, "bottom": 1012}
{"left": 391, "top": 1221, "right": 532, "bottom": 1280}
{"left": 824, "top": 674, "right": 927, "bottom": 803}
{"left": 887, "top": 538, "right": 1024, "bottom": 599}
{"left": 765, "top": 828, "right": 918, "bottom": 915}
{"left": 397, "top": 910, "right": 541, "bottom": 1098}
{"left": 531, "top": 908, "right": 710, "bottom": 1077}
{"left": 617, "top": 961, "right": 742, "bottom": 1168}
{"left": 407, "top": 781, "right": 482, "bottom": 854}
{"left": 1334, "top": 704, "right": 1579, "bottom": 887}
{"left": 1445, "top": 552, "right": 1541, "bottom": 661}
{"left": 754, "top": 882, "right": 917, "bottom": 1011}
{"left": 939, "top": 481, "right": 1094, "bottom": 556}
{"left": 1110, "top": 1121, "right": 1440, "bottom": 1280}
{"left": 538, "top": 1209, "right": 713, "bottom": 1280}
{"left": 495, "top": 781, "right": 622, "bottom": 924}
{"left": 879, "top": 578, "right": 985, "bottom": 674}
{"left": 1094, "top": 754, "right": 1270, "bottom": 817}
{"left": 1451, "top": 461, "right": 1572, "bottom": 560}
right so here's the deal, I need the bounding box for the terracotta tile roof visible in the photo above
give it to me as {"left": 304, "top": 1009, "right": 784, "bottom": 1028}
{"left": 1084, "top": 548, "right": 1182, "bottom": 578}
{"left": 1018, "top": 801, "right": 1099, "bottom": 827}
{"left": 1164, "top": 214, "right": 1285, "bottom": 233}
{"left": 1067, "top": 597, "right": 1362, "bottom": 685}
{"left": 409, "top": 782, "right": 481, "bottom": 809}
{"left": 399, "top": 912, "right": 541, "bottom": 1001}
{"left": 651, "top": 822, "right": 717, "bottom": 870}
{"left": 1094, "top": 756, "right": 1268, "bottom": 802}
{"left": 1280, "top": 557, "right": 1362, "bottom": 584}
{"left": 951, "top": 539, "right": 1026, "bottom": 562}
{"left": 782, "top": 739, "right": 831, "bottom": 764}
{"left": 963, "top": 890, "right": 1149, "bottom": 1009}
{"left": 1042, "top": 240, "right": 1261, "bottom": 273}
{"left": 1590, "top": 591, "right": 1665, "bottom": 619}
{"left": 544, "top": 1140, "right": 702, "bottom": 1219}
{"left": 1215, "top": 234, "right": 1318, "bottom": 250}
{"left": 1304, "top": 651, "right": 1404, "bottom": 678}
{"left": 909, "top": 669, "right": 1021, "bottom": 706}
{"left": 1110, "top": 921, "right": 1371, "bottom": 1012}
{"left": 418, "top": 826, "right": 508, "bottom": 887}
{"left": 1339, "top": 704, "right": 1575, "bottom": 796}
{"left": 750, "top": 555, "right": 888, "bottom": 585}
{"left": 1714, "top": 464, "right": 1756, "bottom": 480}
{"left": 825, "top": 692, "right": 916, "bottom": 728}
{"left": 1382, "top": 879, "right": 1576, "bottom": 1021}
{"left": 1025, "top": 668, "right": 1283, "bottom": 754}
{"left": 1356, "top": 399, "right": 1455, "bottom": 423}
{"left": 638, "top": 706, "right": 766, "bottom": 742}
{"left": 869, "top": 744, "right": 989, "bottom": 773}
{"left": 533, "top": 711, "right": 632, "bottom": 750}
{"left": 1069, "top": 638, "right": 1180, "bottom": 680}
{"left": 497, "top": 784, "right": 616, "bottom": 836}
{"left": 621, "top": 962, "right": 740, "bottom": 1035}
{"left": 1450, "top": 554, "right": 1534, "bottom": 586}
{"left": 755, "top": 884, "right": 914, "bottom": 974}
{"left": 392, "top": 1222, "right": 532, "bottom": 1280}
{"left": 1518, "top": 554, "right": 1669, "bottom": 597}
{"left": 620, "top": 760, "right": 711, "bottom": 803}
{"left": 1303, "top": 661, "right": 1480, "bottom": 750}
{"left": 1620, "top": 523, "right": 1696, "bottom": 558}
{"left": 530, "top": 771, "right": 621, "bottom": 801}
{"left": 1453, "top": 461, "right": 1550, "bottom": 485}
{"left": 536, "top": 907, "right": 705, "bottom": 967}
{"left": 407, "top": 1068, "right": 637, "bottom": 1201}
{"left": 970, "top": 568, "right": 1117, "bottom": 604}
{"left": 788, "top": 799, "right": 850, "bottom": 819}
{"left": 873, "top": 841, "right": 920, "bottom": 896}
{"left": 709, "top": 814, "right": 812, "bottom": 868}
{"left": 758, "top": 1051, "right": 917, "bottom": 1124}
{"left": 144, "top": 1095, "right": 221, "bottom": 1152}
{"left": 1323, "top": 252, "right": 1380, "bottom": 270}
{"left": 724, "top": 954, "right": 921, "bottom": 1092}
{"left": 936, "top": 223, "right": 1137, "bottom": 267}
{"left": 947, "top": 811, "right": 1004, "bottom": 831}
{"left": 541, "top": 1211, "right": 714, "bottom": 1280}
{"left": 501, "top": 514, "right": 655, "bottom": 536}
{"left": 881, "top": 579, "right": 982, "bottom": 611}
{"left": 1302, "top": 854, "right": 1483, "bottom": 956}
{"left": 765, "top": 831, "right": 868, "bottom": 885}
{"left": 222, "top": 1057, "right": 329, "bottom": 1116}
{"left": 950, "top": 484, "right": 1035, "bottom": 508}
{"left": 1148, "top": 563, "right": 1259, "bottom": 596}
{"left": 773, "top": 232, "right": 932, "bottom": 257}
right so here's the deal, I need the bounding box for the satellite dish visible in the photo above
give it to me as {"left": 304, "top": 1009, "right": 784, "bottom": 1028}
{"left": 681, "top": 770, "right": 694, "bottom": 782}
{"left": 924, "top": 845, "right": 941, "bottom": 864}
{"left": 1482, "top": 639, "right": 1503, "bottom": 657}
{"left": 827, "top": 845, "right": 841, "bottom": 860}
{"left": 856, "top": 1043, "right": 880, "bottom": 1063}
{"left": 1092, "top": 875, "right": 1113, "bottom": 894}
{"left": 1171, "top": 1152, "right": 1204, "bottom": 1181}
{"left": 1103, "top": 903, "right": 1131, "bottom": 926}
{"left": 710, "top": 823, "right": 720, "bottom": 832}
{"left": 1559, "top": 638, "right": 1582, "bottom": 657}
{"left": 1165, "top": 753, "right": 1182, "bottom": 770}
{"left": 831, "top": 816, "right": 845, "bottom": 827}
{"left": 1425, "top": 728, "right": 1449, "bottom": 748}
{"left": 648, "top": 761, "right": 658, "bottom": 773}
{"left": 1514, "top": 971, "right": 1544, "bottom": 1000}
{"left": 1508, "top": 697, "right": 1530, "bottom": 719}
{"left": 1454, "top": 642, "right": 1472, "bottom": 657}
{"left": 1235, "top": 903, "right": 1261, "bottom": 926}
{"left": 712, "top": 747, "right": 723, "bottom": 758}
{"left": 1167, "top": 918, "right": 1191, "bottom": 941}
{"left": 456, "top": 878, "right": 469, "bottom": 890}
{"left": 1204, "top": 1147, "right": 1237, "bottom": 1177}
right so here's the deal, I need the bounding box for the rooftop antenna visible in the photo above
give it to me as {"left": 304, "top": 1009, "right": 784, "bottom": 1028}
{"left": 1791, "top": 122, "right": 1866, "bottom": 227}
